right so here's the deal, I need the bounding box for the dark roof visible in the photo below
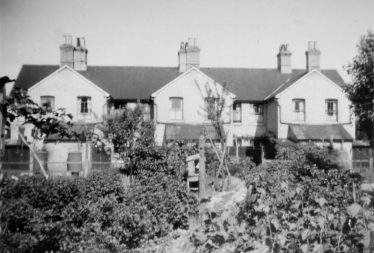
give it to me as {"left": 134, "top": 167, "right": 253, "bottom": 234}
{"left": 201, "top": 68, "right": 345, "bottom": 101}
{"left": 288, "top": 124, "right": 353, "bottom": 142}
{"left": 15, "top": 65, "right": 345, "bottom": 101}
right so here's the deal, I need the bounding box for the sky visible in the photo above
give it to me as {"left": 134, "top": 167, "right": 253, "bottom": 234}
{"left": 1, "top": 0, "right": 374, "bottom": 82}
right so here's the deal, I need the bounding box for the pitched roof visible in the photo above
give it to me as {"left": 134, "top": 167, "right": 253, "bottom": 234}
{"left": 15, "top": 65, "right": 181, "bottom": 100}
{"left": 288, "top": 124, "right": 353, "bottom": 141}
{"left": 15, "top": 65, "right": 345, "bottom": 101}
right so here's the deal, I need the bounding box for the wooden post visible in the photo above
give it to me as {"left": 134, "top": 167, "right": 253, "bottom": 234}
{"left": 0, "top": 84, "right": 5, "bottom": 180}
{"left": 29, "top": 145, "right": 34, "bottom": 174}
{"left": 199, "top": 135, "right": 207, "bottom": 200}
{"left": 235, "top": 135, "right": 239, "bottom": 163}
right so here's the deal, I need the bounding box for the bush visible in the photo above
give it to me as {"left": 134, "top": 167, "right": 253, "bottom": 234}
{"left": 276, "top": 142, "right": 341, "bottom": 170}
{"left": 0, "top": 168, "right": 198, "bottom": 252}
{"left": 135, "top": 140, "right": 198, "bottom": 179}
{"left": 227, "top": 157, "right": 256, "bottom": 178}
{"left": 237, "top": 154, "right": 363, "bottom": 252}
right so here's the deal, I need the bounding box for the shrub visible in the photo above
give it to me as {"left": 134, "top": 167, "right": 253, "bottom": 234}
{"left": 275, "top": 142, "right": 341, "bottom": 170}
{"left": 0, "top": 168, "right": 198, "bottom": 252}
{"left": 227, "top": 157, "right": 256, "bottom": 178}
{"left": 237, "top": 157, "right": 363, "bottom": 252}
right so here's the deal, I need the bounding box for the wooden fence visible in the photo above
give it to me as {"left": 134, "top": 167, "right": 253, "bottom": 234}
{"left": 1, "top": 160, "right": 118, "bottom": 178}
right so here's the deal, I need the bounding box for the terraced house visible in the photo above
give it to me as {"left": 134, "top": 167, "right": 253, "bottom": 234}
{"left": 13, "top": 37, "right": 355, "bottom": 160}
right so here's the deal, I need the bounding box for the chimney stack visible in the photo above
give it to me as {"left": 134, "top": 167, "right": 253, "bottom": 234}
{"left": 73, "top": 37, "right": 88, "bottom": 71}
{"left": 305, "top": 41, "right": 321, "bottom": 71}
{"left": 59, "top": 35, "right": 74, "bottom": 68}
{"left": 178, "top": 37, "right": 200, "bottom": 72}
{"left": 277, "top": 44, "right": 292, "bottom": 74}
{"left": 59, "top": 35, "right": 88, "bottom": 71}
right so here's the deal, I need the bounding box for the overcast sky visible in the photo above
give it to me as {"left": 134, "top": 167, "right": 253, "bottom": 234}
{"left": 1, "top": 0, "right": 373, "bottom": 82}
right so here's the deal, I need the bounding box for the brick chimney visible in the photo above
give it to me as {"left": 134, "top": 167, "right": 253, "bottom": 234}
{"left": 178, "top": 37, "right": 200, "bottom": 72}
{"left": 59, "top": 35, "right": 88, "bottom": 71}
{"left": 59, "top": 35, "right": 74, "bottom": 68}
{"left": 73, "top": 37, "right": 88, "bottom": 71}
{"left": 277, "top": 44, "right": 292, "bottom": 74}
{"left": 305, "top": 41, "right": 321, "bottom": 71}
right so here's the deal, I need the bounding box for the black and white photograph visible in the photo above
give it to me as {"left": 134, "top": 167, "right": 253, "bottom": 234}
{"left": 1, "top": 0, "right": 374, "bottom": 252}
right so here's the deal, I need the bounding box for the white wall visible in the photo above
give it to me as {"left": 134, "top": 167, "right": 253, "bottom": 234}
{"left": 28, "top": 67, "right": 108, "bottom": 123}
{"left": 44, "top": 142, "right": 91, "bottom": 176}
{"left": 229, "top": 102, "right": 267, "bottom": 146}
{"left": 153, "top": 69, "right": 233, "bottom": 124}
{"left": 276, "top": 71, "right": 354, "bottom": 139}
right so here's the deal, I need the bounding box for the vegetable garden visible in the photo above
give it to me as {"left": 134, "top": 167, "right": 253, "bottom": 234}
{"left": 1, "top": 141, "right": 373, "bottom": 253}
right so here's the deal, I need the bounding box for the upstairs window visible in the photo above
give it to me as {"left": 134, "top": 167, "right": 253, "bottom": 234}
{"left": 169, "top": 97, "right": 183, "bottom": 120}
{"left": 293, "top": 99, "right": 305, "bottom": 121}
{"left": 233, "top": 103, "right": 242, "bottom": 123}
{"left": 40, "top": 96, "right": 55, "bottom": 112}
{"left": 142, "top": 103, "right": 151, "bottom": 121}
{"left": 205, "top": 97, "right": 219, "bottom": 121}
{"left": 326, "top": 99, "right": 338, "bottom": 121}
{"left": 78, "top": 96, "right": 91, "bottom": 114}
{"left": 249, "top": 103, "right": 263, "bottom": 123}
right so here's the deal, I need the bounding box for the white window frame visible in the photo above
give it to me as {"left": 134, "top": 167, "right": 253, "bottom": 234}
{"left": 40, "top": 96, "right": 55, "bottom": 112}
{"left": 325, "top": 99, "right": 338, "bottom": 121}
{"left": 233, "top": 102, "right": 242, "bottom": 123}
{"left": 169, "top": 97, "right": 183, "bottom": 121}
{"left": 292, "top": 99, "right": 305, "bottom": 122}
{"left": 142, "top": 103, "right": 151, "bottom": 121}
{"left": 249, "top": 103, "right": 264, "bottom": 123}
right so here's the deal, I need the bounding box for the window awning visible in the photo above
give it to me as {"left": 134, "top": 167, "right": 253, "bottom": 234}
{"left": 165, "top": 124, "right": 218, "bottom": 140}
{"left": 288, "top": 124, "right": 353, "bottom": 142}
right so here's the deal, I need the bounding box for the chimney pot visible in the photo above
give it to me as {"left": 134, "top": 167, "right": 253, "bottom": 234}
{"left": 308, "top": 41, "right": 313, "bottom": 50}
{"left": 306, "top": 41, "right": 321, "bottom": 71}
{"left": 178, "top": 37, "right": 200, "bottom": 72}
{"left": 277, "top": 43, "right": 292, "bottom": 74}
{"left": 188, "top": 37, "right": 193, "bottom": 47}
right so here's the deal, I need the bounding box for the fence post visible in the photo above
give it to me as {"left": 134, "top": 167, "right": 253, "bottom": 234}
{"left": 199, "top": 135, "right": 207, "bottom": 201}
{"left": 29, "top": 147, "right": 34, "bottom": 174}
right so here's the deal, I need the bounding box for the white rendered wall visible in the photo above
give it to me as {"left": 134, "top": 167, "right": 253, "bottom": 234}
{"left": 28, "top": 67, "right": 108, "bottom": 123}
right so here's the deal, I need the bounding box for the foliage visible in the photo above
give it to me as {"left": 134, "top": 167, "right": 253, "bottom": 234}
{"left": 202, "top": 83, "right": 230, "bottom": 146}
{"left": 275, "top": 142, "right": 341, "bottom": 171}
{"left": 0, "top": 170, "right": 198, "bottom": 252}
{"left": 93, "top": 105, "right": 155, "bottom": 180}
{"left": 1, "top": 87, "right": 74, "bottom": 142}
{"left": 189, "top": 143, "right": 372, "bottom": 253}
{"left": 135, "top": 140, "right": 199, "bottom": 179}
{"left": 236, "top": 159, "right": 367, "bottom": 253}
{"left": 226, "top": 157, "right": 256, "bottom": 178}
{"left": 344, "top": 31, "right": 374, "bottom": 144}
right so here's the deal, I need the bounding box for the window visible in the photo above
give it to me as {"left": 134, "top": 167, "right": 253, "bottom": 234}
{"left": 293, "top": 99, "right": 305, "bottom": 121}
{"left": 204, "top": 97, "right": 219, "bottom": 121}
{"left": 169, "top": 97, "right": 183, "bottom": 120}
{"left": 249, "top": 103, "right": 263, "bottom": 123}
{"left": 325, "top": 99, "right": 338, "bottom": 121}
{"left": 40, "top": 96, "right": 55, "bottom": 112}
{"left": 233, "top": 103, "right": 242, "bottom": 123}
{"left": 142, "top": 103, "right": 151, "bottom": 121}
{"left": 78, "top": 96, "right": 91, "bottom": 114}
